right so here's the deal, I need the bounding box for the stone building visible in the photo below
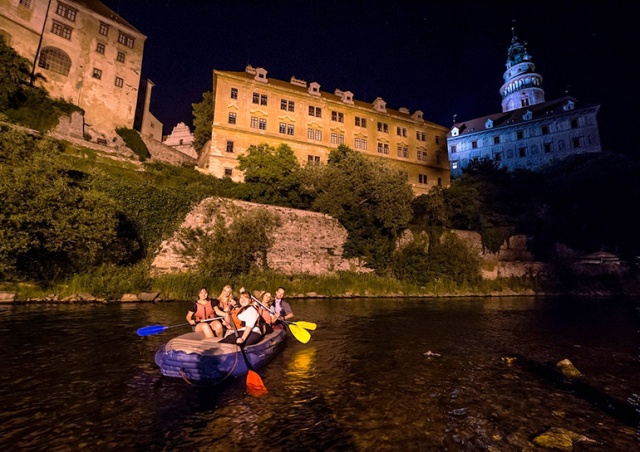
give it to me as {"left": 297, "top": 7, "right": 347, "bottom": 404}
{"left": 198, "top": 65, "right": 451, "bottom": 195}
{"left": 0, "top": 0, "right": 157, "bottom": 138}
{"left": 162, "top": 121, "right": 197, "bottom": 159}
{"left": 447, "top": 27, "right": 601, "bottom": 177}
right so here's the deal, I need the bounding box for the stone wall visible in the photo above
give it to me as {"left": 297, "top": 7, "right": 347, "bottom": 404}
{"left": 139, "top": 134, "right": 197, "bottom": 167}
{"left": 151, "top": 197, "right": 370, "bottom": 275}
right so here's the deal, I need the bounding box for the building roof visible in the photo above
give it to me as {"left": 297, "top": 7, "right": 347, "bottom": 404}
{"left": 449, "top": 96, "right": 600, "bottom": 138}
{"left": 73, "top": 0, "right": 144, "bottom": 36}
{"left": 216, "top": 69, "right": 448, "bottom": 130}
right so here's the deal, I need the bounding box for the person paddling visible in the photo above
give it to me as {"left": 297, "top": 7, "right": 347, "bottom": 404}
{"left": 220, "top": 292, "right": 263, "bottom": 346}
{"left": 272, "top": 286, "right": 294, "bottom": 327}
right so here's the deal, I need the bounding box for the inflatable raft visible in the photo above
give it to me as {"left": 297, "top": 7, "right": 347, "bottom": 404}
{"left": 154, "top": 328, "right": 287, "bottom": 383}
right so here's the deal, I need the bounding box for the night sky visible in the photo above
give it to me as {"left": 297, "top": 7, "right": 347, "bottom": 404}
{"left": 100, "top": 0, "right": 638, "bottom": 154}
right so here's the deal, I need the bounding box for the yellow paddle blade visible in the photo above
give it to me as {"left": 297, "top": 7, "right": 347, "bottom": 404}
{"left": 288, "top": 323, "right": 311, "bottom": 344}
{"left": 293, "top": 321, "right": 317, "bottom": 331}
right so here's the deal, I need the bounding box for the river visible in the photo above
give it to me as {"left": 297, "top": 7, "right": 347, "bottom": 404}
{"left": 1, "top": 296, "right": 639, "bottom": 450}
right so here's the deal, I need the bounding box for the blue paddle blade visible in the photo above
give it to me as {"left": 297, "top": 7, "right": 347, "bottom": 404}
{"left": 136, "top": 325, "right": 169, "bottom": 336}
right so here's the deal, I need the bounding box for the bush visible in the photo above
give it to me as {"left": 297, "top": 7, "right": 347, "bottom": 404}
{"left": 116, "top": 127, "right": 150, "bottom": 161}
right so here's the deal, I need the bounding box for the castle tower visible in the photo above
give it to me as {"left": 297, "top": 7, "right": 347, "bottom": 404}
{"left": 500, "top": 26, "right": 545, "bottom": 112}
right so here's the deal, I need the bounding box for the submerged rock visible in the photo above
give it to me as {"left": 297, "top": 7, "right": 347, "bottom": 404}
{"left": 533, "top": 427, "right": 596, "bottom": 451}
{"left": 556, "top": 359, "right": 582, "bottom": 378}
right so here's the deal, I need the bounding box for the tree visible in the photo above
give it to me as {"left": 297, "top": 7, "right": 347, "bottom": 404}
{"left": 235, "top": 143, "right": 305, "bottom": 208}
{"left": 308, "top": 145, "right": 414, "bottom": 270}
{"left": 191, "top": 91, "right": 213, "bottom": 154}
{"left": 0, "top": 37, "right": 32, "bottom": 109}
{"left": 0, "top": 130, "right": 123, "bottom": 280}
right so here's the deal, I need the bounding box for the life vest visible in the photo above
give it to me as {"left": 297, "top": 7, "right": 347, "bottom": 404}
{"left": 193, "top": 300, "right": 216, "bottom": 321}
{"left": 230, "top": 305, "right": 263, "bottom": 333}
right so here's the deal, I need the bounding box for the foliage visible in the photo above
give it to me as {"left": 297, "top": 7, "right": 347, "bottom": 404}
{"left": 235, "top": 142, "right": 307, "bottom": 208}
{"left": 305, "top": 145, "right": 414, "bottom": 270}
{"left": 191, "top": 91, "right": 213, "bottom": 154}
{"left": 0, "top": 129, "right": 126, "bottom": 280}
{"left": 391, "top": 231, "right": 481, "bottom": 285}
{"left": 0, "top": 36, "right": 32, "bottom": 109}
{"left": 64, "top": 263, "right": 152, "bottom": 300}
{"left": 116, "top": 127, "right": 150, "bottom": 161}
{"left": 175, "top": 208, "right": 281, "bottom": 278}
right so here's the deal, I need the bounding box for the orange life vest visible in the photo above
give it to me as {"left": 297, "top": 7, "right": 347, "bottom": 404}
{"left": 193, "top": 300, "right": 216, "bottom": 321}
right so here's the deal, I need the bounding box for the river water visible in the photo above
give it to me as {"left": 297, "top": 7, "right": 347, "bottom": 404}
{"left": 1, "top": 296, "right": 639, "bottom": 451}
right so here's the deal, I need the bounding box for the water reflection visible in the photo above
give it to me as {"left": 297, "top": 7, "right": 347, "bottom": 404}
{"left": 1, "top": 297, "right": 639, "bottom": 450}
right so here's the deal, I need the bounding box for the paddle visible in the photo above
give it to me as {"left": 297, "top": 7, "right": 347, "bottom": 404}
{"left": 249, "top": 295, "right": 315, "bottom": 343}
{"left": 229, "top": 311, "right": 268, "bottom": 397}
{"left": 290, "top": 320, "right": 317, "bottom": 331}
{"left": 136, "top": 317, "right": 223, "bottom": 337}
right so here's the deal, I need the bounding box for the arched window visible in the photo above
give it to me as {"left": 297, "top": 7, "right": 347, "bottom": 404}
{"left": 38, "top": 47, "right": 71, "bottom": 76}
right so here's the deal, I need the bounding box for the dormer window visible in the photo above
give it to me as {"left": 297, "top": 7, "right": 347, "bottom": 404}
{"left": 451, "top": 127, "right": 459, "bottom": 137}
{"left": 485, "top": 119, "right": 493, "bottom": 129}
{"left": 563, "top": 101, "right": 575, "bottom": 111}
{"left": 372, "top": 97, "right": 386, "bottom": 113}
{"left": 523, "top": 110, "right": 532, "bottom": 120}
{"left": 411, "top": 110, "right": 424, "bottom": 121}
{"left": 254, "top": 67, "right": 268, "bottom": 83}
{"left": 308, "top": 82, "right": 321, "bottom": 97}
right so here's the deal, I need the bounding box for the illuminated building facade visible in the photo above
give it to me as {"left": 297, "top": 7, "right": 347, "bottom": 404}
{"left": 199, "top": 65, "right": 451, "bottom": 194}
{"left": 447, "top": 29, "right": 601, "bottom": 177}
{"left": 0, "top": 0, "right": 155, "bottom": 138}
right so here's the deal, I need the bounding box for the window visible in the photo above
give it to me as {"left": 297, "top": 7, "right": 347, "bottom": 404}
{"left": 493, "top": 136, "right": 500, "bottom": 145}
{"left": 56, "top": 3, "right": 77, "bottom": 21}
{"left": 417, "top": 150, "right": 427, "bottom": 161}
{"left": 118, "top": 32, "right": 135, "bottom": 48}
{"left": 331, "top": 111, "right": 344, "bottom": 122}
{"left": 435, "top": 136, "right": 440, "bottom": 144}
{"left": 51, "top": 21, "right": 72, "bottom": 40}
{"left": 250, "top": 117, "right": 258, "bottom": 128}
{"left": 472, "top": 141, "right": 478, "bottom": 149}
{"left": 279, "top": 123, "right": 286, "bottom": 134}
{"left": 307, "top": 155, "right": 320, "bottom": 165}
{"left": 355, "top": 116, "right": 367, "bottom": 127}
{"left": 416, "top": 131, "right": 426, "bottom": 141}
{"left": 450, "top": 145, "right": 457, "bottom": 153}
{"left": 226, "top": 141, "right": 234, "bottom": 153}
{"left": 544, "top": 142, "right": 553, "bottom": 153}
{"left": 571, "top": 119, "right": 579, "bottom": 129}
{"left": 418, "top": 174, "right": 428, "bottom": 184}
{"left": 308, "top": 106, "right": 321, "bottom": 117}
{"left": 572, "top": 137, "right": 583, "bottom": 148}
{"left": 96, "top": 42, "right": 105, "bottom": 54}
{"left": 436, "top": 151, "right": 441, "bottom": 164}
{"left": 330, "top": 133, "right": 344, "bottom": 144}
{"left": 542, "top": 125, "right": 550, "bottom": 135}
{"left": 287, "top": 124, "right": 294, "bottom": 135}
{"left": 228, "top": 112, "right": 236, "bottom": 124}
{"left": 19, "top": 0, "right": 31, "bottom": 7}
{"left": 230, "top": 88, "right": 238, "bottom": 99}
{"left": 116, "top": 51, "right": 125, "bottom": 63}
{"left": 99, "top": 22, "right": 109, "bottom": 36}
{"left": 259, "top": 118, "right": 267, "bottom": 130}
{"left": 355, "top": 138, "right": 368, "bottom": 150}
{"left": 252, "top": 92, "right": 259, "bottom": 104}
{"left": 397, "top": 127, "right": 407, "bottom": 137}
{"left": 494, "top": 151, "right": 502, "bottom": 161}
{"left": 438, "top": 177, "right": 442, "bottom": 186}
{"left": 114, "top": 76, "right": 123, "bottom": 88}
{"left": 308, "top": 128, "right": 322, "bottom": 141}
{"left": 397, "top": 145, "right": 408, "bottom": 158}
{"left": 37, "top": 47, "right": 71, "bottom": 75}
{"left": 377, "top": 122, "right": 388, "bottom": 133}
{"left": 452, "top": 161, "right": 459, "bottom": 170}
{"left": 519, "top": 147, "right": 527, "bottom": 157}
{"left": 517, "top": 130, "right": 524, "bottom": 140}
{"left": 92, "top": 68, "right": 102, "bottom": 79}
{"left": 280, "top": 99, "right": 295, "bottom": 111}
{"left": 224, "top": 168, "right": 233, "bottom": 177}
{"left": 260, "top": 94, "right": 268, "bottom": 106}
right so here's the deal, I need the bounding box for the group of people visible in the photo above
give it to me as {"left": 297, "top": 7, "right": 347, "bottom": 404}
{"left": 186, "top": 285, "right": 294, "bottom": 346}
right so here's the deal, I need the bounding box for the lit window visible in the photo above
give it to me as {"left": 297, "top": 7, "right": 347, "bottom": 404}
{"left": 96, "top": 42, "right": 105, "bottom": 54}
{"left": 228, "top": 112, "right": 236, "bottom": 124}
{"left": 118, "top": 32, "right": 135, "bottom": 48}
{"left": 56, "top": 3, "right": 77, "bottom": 21}
{"left": 315, "top": 130, "right": 322, "bottom": 141}
{"left": 308, "top": 128, "right": 314, "bottom": 140}
{"left": 226, "top": 141, "right": 234, "bottom": 153}
{"left": 116, "top": 51, "right": 125, "bottom": 63}
{"left": 115, "top": 76, "right": 123, "bottom": 88}
{"left": 51, "top": 21, "right": 72, "bottom": 40}
{"left": 281, "top": 99, "right": 287, "bottom": 110}
{"left": 259, "top": 118, "right": 267, "bottom": 130}
{"left": 250, "top": 117, "right": 258, "bottom": 128}
{"left": 99, "top": 22, "right": 109, "bottom": 36}
{"left": 230, "top": 88, "right": 238, "bottom": 99}
{"left": 279, "top": 123, "right": 286, "bottom": 134}
{"left": 92, "top": 68, "right": 102, "bottom": 79}
{"left": 287, "top": 124, "right": 294, "bottom": 135}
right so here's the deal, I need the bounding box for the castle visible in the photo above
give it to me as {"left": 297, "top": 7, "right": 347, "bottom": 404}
{"left": 197, "top": 66, "right": 451, "bottom": 195}
{"left": 447, "top": 28, "right": 602, "bottom": 177}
